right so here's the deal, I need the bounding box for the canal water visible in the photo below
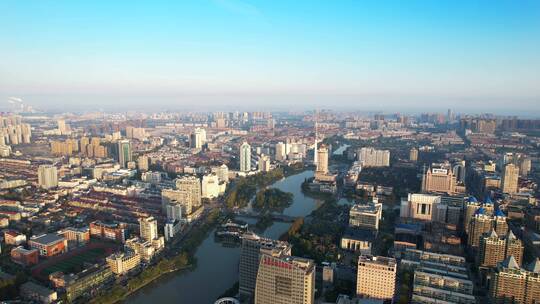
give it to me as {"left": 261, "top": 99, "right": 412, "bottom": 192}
{"left": 126, "top": 170, "right": 322, "bottom": 304}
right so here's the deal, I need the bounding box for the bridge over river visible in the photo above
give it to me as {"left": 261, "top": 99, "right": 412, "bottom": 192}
{"left": 234, "top": 210, "right": 299, "bottom": 223}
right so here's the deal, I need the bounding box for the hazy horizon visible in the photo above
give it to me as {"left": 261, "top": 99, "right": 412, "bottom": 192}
{"left": 1, "top": 0, "right": 539, "bottom": 115}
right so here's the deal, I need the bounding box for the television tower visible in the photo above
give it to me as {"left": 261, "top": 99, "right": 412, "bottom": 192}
{"left": 313, "top": 110, "right": 318, "bottom": 165}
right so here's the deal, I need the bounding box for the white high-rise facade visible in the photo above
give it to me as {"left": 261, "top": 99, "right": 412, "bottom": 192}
{"left": 358, "top": 147, "right": 390, "bottom": 167}
{"left": 191, "top": 128, "right": 206, "bottom": 149}
{"left": 240, "top": 142, "right": 251, "bottom": 172}
{"left": 202, "top": 174, "right": 221, "bottom": 198}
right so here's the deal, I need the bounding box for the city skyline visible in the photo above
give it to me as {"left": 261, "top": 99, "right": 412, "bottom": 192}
{"left": 3, "top": 1, "right": 540, "bottom": 303}
{"left": 1, "top": 0, "right": 540, "bottom": 114}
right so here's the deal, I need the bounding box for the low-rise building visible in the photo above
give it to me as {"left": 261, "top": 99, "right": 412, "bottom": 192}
{"left": 4, "top": 230, "right": 26, "bottom": 245}
{"left": 61, "top": 227, "right": 90, "bottom": 247}
{"left": 90, "top": 221, "right": 127, "bottom": 243}
{"left": 125, "top": 237, "right": 164, "bottom": 262}
{"left": 63, "top": 265, "right": 114, "bottom": 302}
{"left": 11, "top": 246, "right": 39, "bottom": 266}
{"left": 340, "top": 229, "right": 376, "bottom": 254}
{"left": 28, "top": 233, "right": 68, "bottom": 257}
{"left": 400, "top": 248, "right": 474, "bottom": 304}
{"left": 20, "top": 282, "right": 58, "bottom": 304}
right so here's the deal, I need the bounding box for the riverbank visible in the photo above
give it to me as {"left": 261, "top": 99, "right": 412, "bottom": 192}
{"left": 90, "top": 209, "right": 222, "bottom": 304}
{"left": 125, "top": 170, "right": 319, "bottom": 304}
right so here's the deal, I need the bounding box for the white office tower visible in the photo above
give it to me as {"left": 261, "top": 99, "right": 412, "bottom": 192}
{"left": 240, "top": 142, "right": 251, "bottom": 172}
{"left": 38, "top": 165, "right": 58, "bottom": 189}
{"left": 190, "top": 128, "right": 206, "bottom": 149}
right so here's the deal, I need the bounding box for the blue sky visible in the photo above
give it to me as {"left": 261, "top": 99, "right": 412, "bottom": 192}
{"left": 1, "top": 0, "right": 539, "bottom": 113}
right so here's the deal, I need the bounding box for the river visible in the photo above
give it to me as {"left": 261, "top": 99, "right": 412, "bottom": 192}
{"left": 126, "top": 170, "right": 324, "bottom": 304}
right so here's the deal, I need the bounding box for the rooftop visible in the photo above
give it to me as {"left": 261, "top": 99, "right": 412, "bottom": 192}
{"left": 358, "top": 255, "right": 397, "bottom": 267}
{"left": 20, "top": 281, "right": 56, "bottom": 297}
{"left": 350, "top": 203, "right": 381, "bottom": 215}
{"left": 30, "top": 233, "right": 65, "bottom": 245}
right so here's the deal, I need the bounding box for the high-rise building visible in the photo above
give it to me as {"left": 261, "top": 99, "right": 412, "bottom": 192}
{"left": 478, "top": 230, "right": 506, "bottom": 268}
{"left": 118, "top": 140, "right": 132, "bottom": 168}
{"left": 254, "top": 254, "right": 315, "bottom": 304}
{"left": 356, "top": 255, "right": 396, "bottom": 300}
{"left": 239, "top": 233, "right": 291, "bottom": 300}
{"left": 403, "top": 193, "right": 443, "bottom": 222}
{"left": 240, "top": 142, "right": 251, "bottom": 172}
{"left": 313, "top": 120, "right": 318, "bottom": 166}
{"left": 201, "top": 174, "right": 221, "bottom": 199}
{"left": 165, "top": 203, "right": 182, "bottom": 221}
{"left": 190, "top": 128, "right": 206, "bottom": 149}
{"left": 349, "top": 202, "right": 382, "bottom": 230}
{"left": 38, "top": 165, "right": 58, "bottom": 189}
{"left": 501, "top": 163, "right": 519, "bottom": 194}
{"left": 467, "top": 208, "right": 507, "bottom": 250}
{"left": 126, "top": 126, "right": 146, "bottom": 140}
{"left": 170, "top": 175, "right": 202, "bottom": 219}
{"left": 216, "top": 164, "right": 229, "bottom": 183}
{"left": 463, "top": 196, "right": 494, "bottom": 234}
{"left": 138, "top": 155, "right": 149, "bottom": 171}
{"left": 316, "top": 145, "right": 329, "bottom": 174}
{"left": 0, "top": 114, "right": 31, "bottom": 145}
{"left": 275, "top": 142, "right": 286, "bottom": 161}
{"left": 519, "top": 157, "right": 532, "bottom": 177}
{"left": 139, "top": 216, "right": 158, "bottom": 242}
{"left": 258, "top": 154, "right": 271, "bottom": 172}
{"left": 452, "top": 160, "right": 467, "bottom": 184}
{"left": 357, "top": 147, "right": 390, "bottom": 167}
{"left": 51, "top": 139, "right": 79, "bottom": 156}
{"left": 468, "top": 212, "right": 494, "bottom": 249}
{"left": 421, "top": 163, "right": 457, "bottom": 194}
{"left": 490, "top": 257, "right": 540, "bottom": 304}
{"left": 409, "top": 147, "right": 418, "bottom": 162}
{"left": 478, "top": 230, "right": 524, "bottom": 268}
{"left": 494, "top": 210, "right": 509, "bottom": 236}
{"left": 57, "top": 119, "right": 70, "bottom": 135}
{"left": 505, "top": 231, "right": 524, "bottom": 267}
